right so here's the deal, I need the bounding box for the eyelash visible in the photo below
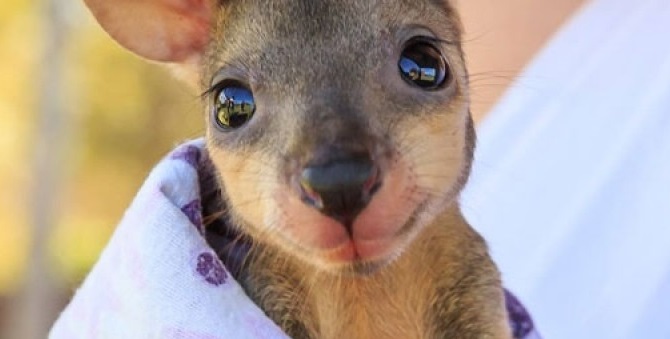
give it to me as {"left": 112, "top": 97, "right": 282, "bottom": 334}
{"left": 201, "top": 82, "right": 223, "bottom": 99}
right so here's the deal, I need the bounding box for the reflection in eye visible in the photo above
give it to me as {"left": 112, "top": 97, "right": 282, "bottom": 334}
{"left": 398, "top": 41, "right": 448, "bottom": 89}
{"left": 214, "top": 86, "right": 256, "bottom": 129}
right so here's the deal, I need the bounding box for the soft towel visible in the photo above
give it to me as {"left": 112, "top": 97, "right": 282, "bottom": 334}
{"left": 50, "top": 139, "right": 539, "bottom": 338}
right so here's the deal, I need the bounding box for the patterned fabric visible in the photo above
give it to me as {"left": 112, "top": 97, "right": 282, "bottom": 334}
{"left": 50, "top": 140, "right": 289, "bottom": 339}
{"left": 50, "top": 140, "right": 539, "bottom": 338}
{"left": 505, "top": 290, "right": 541, "bottom": 339}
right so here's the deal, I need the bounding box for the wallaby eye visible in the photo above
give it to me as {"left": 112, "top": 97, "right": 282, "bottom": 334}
{"left": 212, "top": 85, "right": 256, "bottom": 130}
{"left": 398, "top": 40, "right": 448, "bottom": 90}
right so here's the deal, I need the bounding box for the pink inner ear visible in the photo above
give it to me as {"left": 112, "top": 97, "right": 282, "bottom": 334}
{"left": 86, "top": 0, "right": 213, "bottom": 63}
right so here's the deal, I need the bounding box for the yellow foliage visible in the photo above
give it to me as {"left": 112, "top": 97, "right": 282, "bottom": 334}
{"left": 49, "top": 217, "right": 115, "bottom": 285}
{"left": 0, "top": 0, "right": 37, "bottom": 293}
{"left": 0, "top": 0, "right": 203, "bottom": 295}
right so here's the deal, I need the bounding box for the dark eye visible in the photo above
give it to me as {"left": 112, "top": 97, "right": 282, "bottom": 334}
{"left": 212, "top": 85, "right": 256, "bottom": 130}
{"left": 398, "top": 40, "right": 448, "bottom": 90}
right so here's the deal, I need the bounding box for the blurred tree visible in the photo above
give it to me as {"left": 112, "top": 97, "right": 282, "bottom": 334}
{"left": 49, "top": 6, "right": 203, "bottom": 285}
{"left": 1, "top": 0, "right": 202, "bottom": 337}
{"left": 9, "top": 0, "right": 72, "bottom": 338}
{"left": 0, "top": 0, "right": 35, "bottom": 295}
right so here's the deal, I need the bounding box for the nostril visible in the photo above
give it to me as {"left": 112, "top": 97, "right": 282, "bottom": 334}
{"left": 300, "top": 179, "right": 325, "bottom": 210}
{"left": 299, "top": 159, "right": 381, "bottom": 221}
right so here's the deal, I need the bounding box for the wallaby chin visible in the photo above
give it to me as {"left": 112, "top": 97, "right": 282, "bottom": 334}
{"left": 85, "top": 0, "right": 513, "bottom": 337}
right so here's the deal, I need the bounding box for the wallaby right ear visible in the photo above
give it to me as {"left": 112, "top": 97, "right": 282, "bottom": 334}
{"left": 85, "top": 0, "right": 213, "bottom": 64}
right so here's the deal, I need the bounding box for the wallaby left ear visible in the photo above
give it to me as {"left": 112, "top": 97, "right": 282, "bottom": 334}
{"left": 85, "top": 0, "right": 213, "bottom": 63}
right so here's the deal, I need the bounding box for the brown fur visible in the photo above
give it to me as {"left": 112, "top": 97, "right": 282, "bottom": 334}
{"left": 229, "top": 207, "right": 509, "bottom": 338}
{"left": 85, "top": 0, "right": 512, "bottom": 337}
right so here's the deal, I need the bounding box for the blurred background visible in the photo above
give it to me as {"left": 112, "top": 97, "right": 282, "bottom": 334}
{"left": 0, "top": 0, "right": 584, "bottom": 338}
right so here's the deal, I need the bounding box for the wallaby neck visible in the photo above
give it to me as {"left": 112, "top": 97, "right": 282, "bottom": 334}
{"left": 208, "top": 204, "right": 504, "bottom": 338}
{"left": 300, "top": 205, "right": 485, "bottom": 338}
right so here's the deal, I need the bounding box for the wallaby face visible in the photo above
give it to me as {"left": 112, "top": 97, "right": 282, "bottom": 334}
{"left": 202, "top": 0, "right": 473, "bottom": 272}
{"left": 86, "top": 1, "right": 510, "bottom": 337}
{"left": 87, "top": 0, "right": 471, "bottom": 270}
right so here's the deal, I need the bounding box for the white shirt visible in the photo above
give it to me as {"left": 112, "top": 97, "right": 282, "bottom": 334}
{"left": 462, "top": 0, "right": 670, "bottom": 338}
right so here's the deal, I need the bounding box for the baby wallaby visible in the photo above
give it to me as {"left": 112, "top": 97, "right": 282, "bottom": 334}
{"left": 85, "top": 0, "right": 511, "bottom": 338}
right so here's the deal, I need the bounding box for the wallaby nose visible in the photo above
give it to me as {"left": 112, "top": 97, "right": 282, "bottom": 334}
{"left": 300, "top": 158, "right": 381, "bottom": 226}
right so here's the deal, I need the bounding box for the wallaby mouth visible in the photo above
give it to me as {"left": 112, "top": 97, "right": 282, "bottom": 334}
{"left": 270, "top": 140, "right": 429, "bottom": 267}
{"left": 295, "top": 145, "right": 383, "bottom": 235}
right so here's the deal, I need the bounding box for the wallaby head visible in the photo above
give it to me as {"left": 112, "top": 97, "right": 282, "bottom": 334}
{"left": 86, "top": 0, "right": 474, "bottom": 273}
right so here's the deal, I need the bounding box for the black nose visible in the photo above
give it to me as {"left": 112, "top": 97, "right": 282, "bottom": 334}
{"left": 300, "top": 158, "right": 381, "bottom": 225}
